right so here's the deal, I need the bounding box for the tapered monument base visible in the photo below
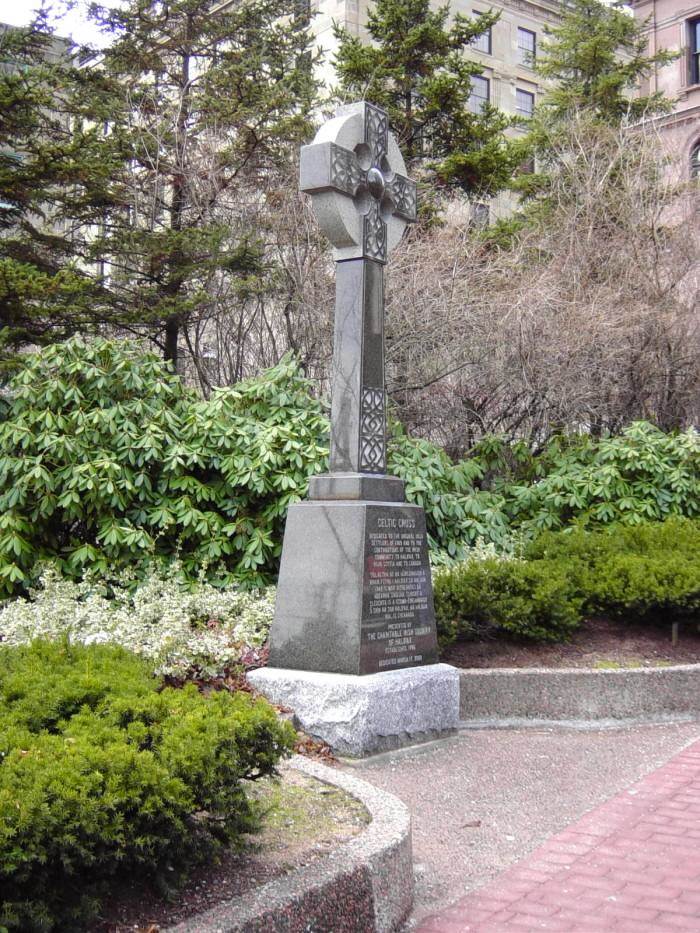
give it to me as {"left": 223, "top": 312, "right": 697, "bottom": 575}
{"left": 268, "top": 499, "right": 439, "bottom": 676}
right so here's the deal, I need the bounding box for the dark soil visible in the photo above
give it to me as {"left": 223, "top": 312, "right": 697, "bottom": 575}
{"left": 442, "top": 616, "right": 700, "bottom": 669}
{"left": 91, "top": 766, "right": 367, "bottom": 933}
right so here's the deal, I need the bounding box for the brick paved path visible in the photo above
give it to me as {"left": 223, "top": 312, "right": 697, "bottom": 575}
{"left": 417, "top": 739, "right": 700, "bottom": 932}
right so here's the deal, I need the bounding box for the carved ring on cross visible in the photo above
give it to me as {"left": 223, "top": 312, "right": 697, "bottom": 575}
{"left": 299, "top": 101, "right": 417, "bottom": 265}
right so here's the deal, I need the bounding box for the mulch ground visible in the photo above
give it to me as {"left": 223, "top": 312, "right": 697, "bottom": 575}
{"left": 442, "top": 617, "right": 700, "bottom": 669}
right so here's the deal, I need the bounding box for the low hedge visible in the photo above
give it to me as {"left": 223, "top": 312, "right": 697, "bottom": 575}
{"left": 526, "top": 517, "right": 700, "bottom": 624}
{"left": 433, "top": 557, "right": 581, "bottom": 645}
{"left": 0, "top": 640, "right": 295, "bottom": 932}
{"left": 435, "top": 518, "right": 700, "bottom": 646}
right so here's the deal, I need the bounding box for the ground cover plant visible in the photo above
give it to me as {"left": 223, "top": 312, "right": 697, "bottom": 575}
{"left": 0, "top": 639, "right": 295, "bottom": 932}
{"left": 0, "top": 565, "right": 274, "bottom": 678}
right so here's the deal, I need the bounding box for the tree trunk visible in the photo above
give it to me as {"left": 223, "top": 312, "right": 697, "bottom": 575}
{"left": 164, "top": 315, "right": 180, "bottom": 369}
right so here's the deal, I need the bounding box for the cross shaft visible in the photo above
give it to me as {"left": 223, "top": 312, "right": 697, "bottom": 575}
{"left": 299, "top": 101, "right": 417, "bottom": 477}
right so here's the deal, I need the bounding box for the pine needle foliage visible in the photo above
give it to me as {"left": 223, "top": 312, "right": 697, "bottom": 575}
{"left": 536, "top": 0, "right": 676, "bottom": 124}
{"left": 0, "top": 639, "right": 294, "bottom": 931}
{"left": 333, "top": 0, "right": 525, "bottom": 201}
{"left": 503, "top": 0, "right": 678, "bottom": 218}
{"left": 0, "top": 1, "right": 319, "bottom": 369}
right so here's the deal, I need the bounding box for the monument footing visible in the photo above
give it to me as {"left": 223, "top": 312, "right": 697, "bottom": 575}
{"left": 308, "top": 472, "right": 405, "bottom": 502}
{"left": 247, "top": 664, "right": 460, "bottom": 758}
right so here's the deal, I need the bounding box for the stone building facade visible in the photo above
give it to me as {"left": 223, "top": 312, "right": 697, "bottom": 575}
{"left": 312, "top": 0, "right": 561, "bottom": 112}
{"left": 309, "top": 0, "right": 564, "bottom": 220}
{"left": 633, "top": 0, "right": 700, "bottom": 178}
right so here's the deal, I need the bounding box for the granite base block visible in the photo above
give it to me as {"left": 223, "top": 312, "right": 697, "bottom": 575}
{"left": 308, "top": 472, "right": 405, "bottom": 502}
{"left": 247, "top": 663, "right": 460, "bottom": 757}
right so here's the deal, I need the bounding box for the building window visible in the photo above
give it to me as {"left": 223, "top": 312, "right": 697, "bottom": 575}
{"left": 690, "top": 18, "right": 700, "bottom": 85}
{"left": 516, "top": 88, "right": 535, "bottom": 118}
{"left": 469, "top": 75, "right": 490, "bottom": 114}
{"left": 691, "top": 143, "right": 700, "bottom": 178}
{"left": 471, "top": 11, "right": 492, "bottom": 55}
{"left": 470, "top": 202, "right": 490, "bottom": 228}
{"left": 517, "top": 27, "right": 536, "bottom": 68}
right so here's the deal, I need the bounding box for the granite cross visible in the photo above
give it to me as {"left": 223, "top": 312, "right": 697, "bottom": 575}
{"left": 300, "top": 101, "right": 417, "bottom": 476}
{"left": 263, "top": 102, "right": 440, "bottom": 686}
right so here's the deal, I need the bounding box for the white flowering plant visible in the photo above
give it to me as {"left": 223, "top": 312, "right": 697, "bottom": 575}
{"left": 0, "top": 563, "right": 276, "bottom": 678}
{"left": 430, "top": 533, "right": 523, "bottom": 569}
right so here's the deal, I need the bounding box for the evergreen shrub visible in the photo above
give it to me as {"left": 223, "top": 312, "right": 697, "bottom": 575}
{"left": 503, "top": 422, "right": 699, "bottom": 533}
{"left": 388, "top": 426, "right": 511, "bottom": 560}
{"left": 433, "top": 556, "right": 582, "bottom": 645}
{"left": 435, "top": 518, "right": 700, "bottom": 648}
{"left": 0, "top": 337, "right": 328, "bottom": 595}
{"left": 1, "top": 339, "right": 697, "bottom": 598}
{"left": 0, "top": 564, "right": 275, "bottom": 678}
{"left": 0, "top": 337, "right": 513, "bottom": 594}
{"left": 0, "top": 640, "right": 295, "bottom": 931}
{"left": 526, "top": 518, "right": 700, "bottom": 624}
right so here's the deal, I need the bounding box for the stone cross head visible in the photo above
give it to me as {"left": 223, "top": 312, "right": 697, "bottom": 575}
{"left": 299, "top": 101, "right": 417, "bottom": 264}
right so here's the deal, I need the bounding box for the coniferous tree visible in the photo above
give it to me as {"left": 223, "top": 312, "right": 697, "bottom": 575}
{"left": 537, "top": 0, "right": 676, "bottom": 124}
{"left": 0, "top": 20, "right": 106, "bottom": 367}
{"left": 500, "top": 0, "right": 676, "bottom": 226}
{"left": 333, "top": 0, "right": 525, "bottom": 201}
{"left": 0, "top": 1, "right": 319, "bottom": 369}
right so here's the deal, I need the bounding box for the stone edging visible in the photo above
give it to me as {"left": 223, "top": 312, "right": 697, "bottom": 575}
{"left": 459, "top": 663, "right": 700, "bottom": 726}
{"left": 166, "top": 755, "right": 413, "bottom": 933}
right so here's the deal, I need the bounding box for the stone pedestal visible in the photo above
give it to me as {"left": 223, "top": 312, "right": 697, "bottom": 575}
{"left": 248, "top": 664, "right": 460, "bottom": 757}
{"left": 257, "top": 102, "right": 450, "bottom": 757}
{"left": 268, "top": 499, "right": 439, "bottom": 676}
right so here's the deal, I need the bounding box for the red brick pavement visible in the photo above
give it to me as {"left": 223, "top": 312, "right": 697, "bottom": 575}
{"left": 416, "top": 739, "right": 700, "bottom": 932}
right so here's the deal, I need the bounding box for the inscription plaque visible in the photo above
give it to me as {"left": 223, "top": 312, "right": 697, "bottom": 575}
{"left": 360, "top": 505, "right": 438, "bottom": 674}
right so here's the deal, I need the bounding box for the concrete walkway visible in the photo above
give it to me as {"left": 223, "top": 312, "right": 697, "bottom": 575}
{"left": 417, "top": 736, "right": 700, "bottom": 931}
{"left": 340, "top": 722, "right": 700, "bottom": 930}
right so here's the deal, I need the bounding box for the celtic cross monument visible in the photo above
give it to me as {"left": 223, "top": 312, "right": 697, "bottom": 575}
{"left": 249, "top": 103, "right": 458, "bottom": 757}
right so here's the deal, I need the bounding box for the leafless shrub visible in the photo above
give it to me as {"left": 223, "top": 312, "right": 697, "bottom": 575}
{"left": 384, "top": 115, "right": 700, "bottom": 453}
{"left": 179, "top": 165, "right": 335, "bottom": 396}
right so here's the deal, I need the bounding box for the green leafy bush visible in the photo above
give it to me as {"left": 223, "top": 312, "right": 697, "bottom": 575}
{"left": 433, "top": 556, "right": 581, "bottom": 645}
{"left": 0, "top": 337, "right": 328, "bottom": 594}
{"left": 527, "top": 518, "right": 700, "bottom": 624}
{"left": 0, "top": 640, "right": 295, "bottom": 931}
{"left": 0, "top": 564, "right": 274, "bottom": 678}
{"left": 503, "top": 422, "right": 699, "bottom": 533}
{"left": 388, "top": 427, "right": 511, "bottom": 560}
{"left": 1, "top": 338, "right": 697, "bottom": 596}
{"left": 0, "top": 337, "right": 519, "bottom": 593}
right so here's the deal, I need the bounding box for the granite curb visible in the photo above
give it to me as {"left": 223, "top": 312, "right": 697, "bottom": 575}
{"left": 459, "top": 663, "right": 700, "bottom": 725}
{"left": 166, "top": 755, "right": 413, "bottom": 933}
